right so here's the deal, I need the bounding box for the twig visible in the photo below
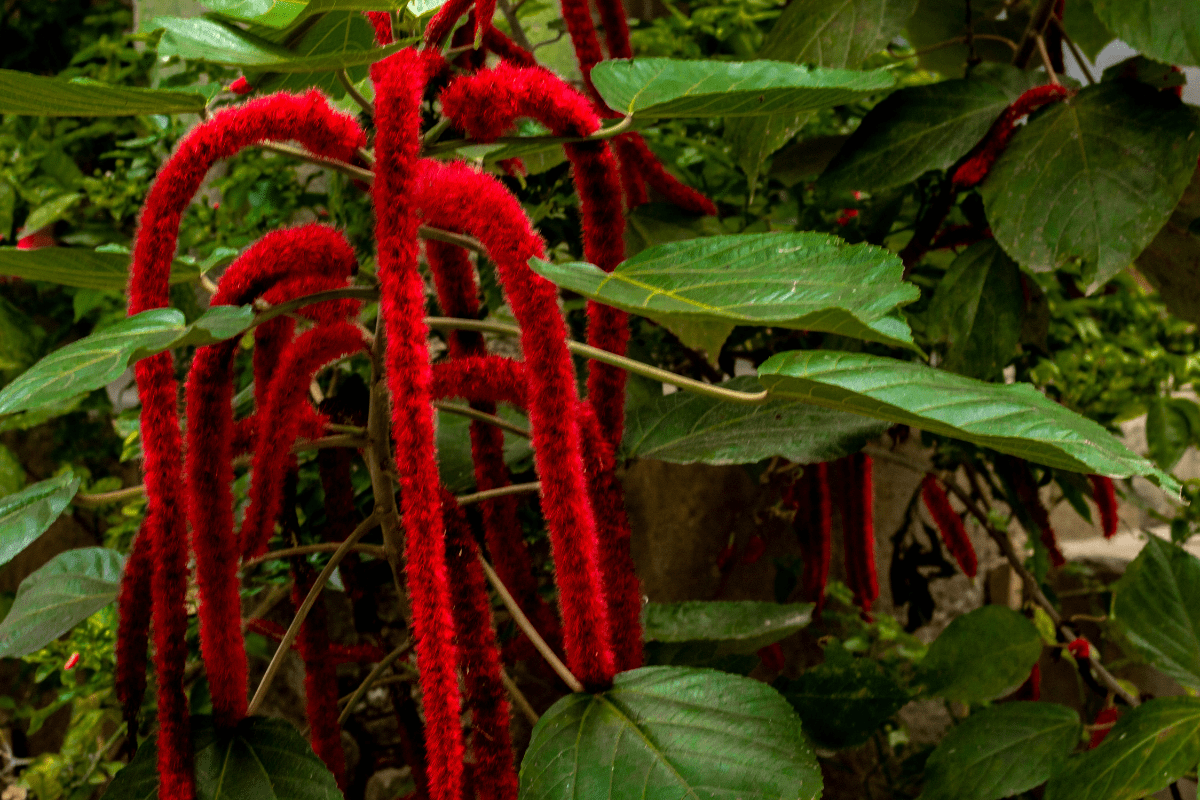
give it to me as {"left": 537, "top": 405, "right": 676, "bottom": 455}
{"left": 496, "top": 0, "right": 534, "bottom": 51}
{"left": 456, "top": 481, "right": 541, "bottom": 507}
{"left": 72, "top": 485, "right": 146, "bottom": 508}
{"left": 1035, "top": 34, "right": 1061, "bottom": 84}
{"left": 891, "top": 33, "right": 1017, "bottom": 59}
{"left": 336, "top": 69, "right": 374, "bottom": 116}
{"left": 501, "top": 666, "right": 539, "bottom": 725}
{"left": 433, "top": 401, "right": 531, "bottom": 439}
{"left": 1050, "top": 16, "right": 1096, "bottom": 84}
{"left": 246, "top": 512, "right": 380, "bottom": 716}
{"left": 418, "top": 224, "right": 488, "bottom": 255}
{"left": 241, "top": 581, "right": 293, "bottom": 633}
{"left": 1013, "top": 0, "right": 1059, "bottom": 67}
{"left": 242, "top": 542, "right": 388, "bottom": 570}
{"left": 336, "top": 639, "right": 415, "bottom": 724}
{"left": 422, "top": 115, "right": 634, "bottom": 157}
{"left": 259, "top": 142, "right": 375, "bottom": 183}
{"left": 478, "top": 553, "right": 583, "bottom": 693}
{"left": 68, "top": 722, "right": 127, "bottom": 792}
{"left": 364, "top": 313, "right": 408, "bottom": 597}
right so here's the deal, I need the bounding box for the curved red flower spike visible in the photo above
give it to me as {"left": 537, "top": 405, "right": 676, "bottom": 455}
{"left": 1011, "top": 464, "right": 1065, "bottom": 567}
{"left": 364, "top": 11, "right": 393, "bottom": 45}
{"left": 1088, "top": 475, "right": 1119, "bottom": 539}
{"left": 1089, "top": 706, "right": 1120, "bottom": 748}
{"left": 115, "top": 520, "right": 153, "bottom": 734}
{"left": 953, "top": 83, "right": 1071, "bottom": 190}
{"left": 920, "top": 475, "right": 978, "bottom": 578}
{"left": 432, "top": 355, "right": 529, "bottom": 408}
{"left": 291, "top": 569, "right": 347, "bottom": 788}
{"left": 841, "top": 454, "right": 878, "bottom": 617}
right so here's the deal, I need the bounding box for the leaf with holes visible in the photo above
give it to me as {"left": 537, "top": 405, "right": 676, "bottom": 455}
{"left": 591, "top": 58, "right": 894, "bottom": 120}
{"left": 0, "top": 248, "right": 200, "bottom": 290}
{"left": 1091, "top": 0, "right": 1200, "bottom": 67}
{"left": 642, "top": 601, "right": 814, "bottom": 654}
{"left": 531, "top": 232, "right": 918, "bottom": 362}
{"left": 756, "top": 350, "right": 1176, "bottom": 489}
{"left": 0, "top": 472, "right": 81, "bottom": 571}
{"left": 0, "top": 69, "right": 207, "bottom": 116}
{"left": 981, "top": 81, "right": 1200, "bottom": 286}
{"left": 519, "top": 666, "right": 821, "bottom": 800}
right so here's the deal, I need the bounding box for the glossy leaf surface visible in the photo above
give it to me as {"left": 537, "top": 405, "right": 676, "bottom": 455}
{"left": 642, "top": 601, "right": 813, "bottom": 653}
{"left": 0, "top": 472, "right": 82, "bottom": 570}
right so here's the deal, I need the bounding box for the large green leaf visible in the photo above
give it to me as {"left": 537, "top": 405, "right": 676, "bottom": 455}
{"left": 981, "top": 81, "right": 1200, "bottom": 287}
{"left": 0, "top": 305, "right": 255, "bottom": 418}
{"left": 905, "top": 0, "right": 1027, "bottom": 78}
{"left": 623, "top": 376, "right": 888, "bottom": 465}
{"left": 1135, "top": 162, "right": 1200, "bottom": 325}
{"left": 531, "top": 232, "right": 919, "bottom": 361}
{"left": 818, "top": 64, "right": 1042, "bottom": 192}
{"left": 642, "top": 601, "right": 813, "bottom": 654}
{"left": 591, "top": 58, "right": 894, "bottom": 119}
{"left": 1043, "top": 697, "right": 1200, "bottom": 800}
{"left": 519, "top": 666, "right": 821, "bottom": 800}
{"left": 0, "top": 472, "right": 82, "bottom": 570}
{"left": 252, "top": 11, "right": 378, "bottom": 99}
{"left": 151, "top": 16, "right": 403, "bottom": 72}
{"left": 102, "top": 716, "right": 340, "bottom": 800}
{"left": 921, "top": 702, "right": 1081, "bottom": 800}
{"left": 926, "top": 241, "right": 1023, "bottom": 380}
{"left": 0, "top": 248, "right": 199, "bottom": 290}
{"left": 918, "top": 605, "right": 1043, "bottom": 703}
{"left": 0, "top": 70, "right": 207, "bottom": 116}
{"left": 728, "top": 0, "right": 917, "bottom": 184}
{"left": 0, "top": 547, "right": 123, "bottom": 658}
{"left": 1110, "top": 536, "right": 1200, "bottom": 691}
{"left": 756, "top": 350, "right": 1176, "bottom": 488}
{"left": 1062, "top": 0, "right": 1115, "bottom": 62}
{"left": 1145, "top": 397, "right": 1196, "bottom": 472}
{"left": 1091, "top": 0, "right": 1200, "bottom": 67}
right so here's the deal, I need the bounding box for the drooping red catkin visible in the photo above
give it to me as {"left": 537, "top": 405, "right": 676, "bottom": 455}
{"left": 128, "top": 91, "right": 363, "bottom": 800}
{"left": 442, "top": 493, "right": 519, "bottom": 800}
{"left": 611, "top": 135, "right": 649, "bottom": 209}
{"left": 484, "top": 25, "right": 537, "bottom": 67}
{"left": 920, "top": 475, "right": 978, "bottom": 578}
{"left": 785, "top": 463, "right": 831, "bottom": 611}
{"left": 1089, "top": 706, "right": 1120, "bottom": 748}
{"left": 372, "top": 49, "right": 469, "bottom": 800}
{"left": 364, "top": 11, "right": 393, "bottom": 45}
{"left": 450, "top": 11, "right": 488, "bottom": 71}
{"left": 290, "top": 569, "right": 347, "bottom": 788}
{"left": 558, "top": 0, "right": 606, "bottom": 99}
{"left": 618, "top": 134, "right": 718, "bottom": 216}
{"left": 432, "top": 355, "right": 529, "bottom": 408}
{"left": 229, "top": 76, "right": 252, "bottom": 95}
{"left": 952, "top": 83, "right": 1072, "bottom": 189}
{"left": 115, "top": 521, "right": 152, "bottom": 734}
{"left": 411, "top": 156, "right": 616, "bottom": 686}
{"left": 841, "top": 454, "right": 878, "bottom": 616}
{"left": 1011, "top": 464, "right": 1065, "bottom": 567}
{"left": 1089, "top": 475, "right": 1119, "bottom": 539}
{"left": 593, "top": 0, "right": 632, "bottom": 60}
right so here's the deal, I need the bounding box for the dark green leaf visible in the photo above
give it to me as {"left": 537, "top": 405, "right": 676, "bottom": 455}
{"left": 756, "top": 350, "right": 1176, "bottom": 489}
{"left": 1146, "top": 397, "right": 1194, "bottom": 471}
{"left": 0, "top": 472, "right": 81, "bottom": 570}
{"left": 905, "top": 0, "right": 1027, "bottom": 78}
{"left": 0, "top": 247, "right": 199, "bottom": 290}
{"left": 252, "top": 11, "right": 378, "bottom": 99}
{"left": 1043, "top": 697, "right": 1200, "bottom": 800}
{"left": 531, "top": 232, "right": 919, "bottom": 362}
{"left": 0, "top": 70, "right": 208, "bottom": 116}
{"left": 623, "top": 376, "right": 888, "bottom": 465}
{"left": 918, "top": 605, "right": 1042, "bottom": 703}
{"left": 1062, "top": 0, "right": 1115, "bottom": 61}
{"left": 0, "top": 547, "right": 123, "bottom": 658}
{"left": 590, "top": 58, "right": 895, "bottom": 119}
{"left": 1136, "top": 162, "right": 1200, "bottom": 325}
{"left": 818, "top": 64, "right": 1042, "bottom": 192}
{"left": 642, "top": 600, "right": 813, "bottom": 653}
{"left": 1100, "top": 55, "right": 1187, "bottom": 92}
{"left": 783, "top": 642, "right": 911, "bottom": 750}
{"left": 519, "top": 666, "right": 821, "bottom": 800}
{"left": 981, "top": 81, "right": 1200, "bottom": 287}
{"left": 102, "top": 716, "right": 340, "bottom": 800}
{"left": 1091, "top": 0, "right": 1200, "bottom": 67}
{"left": 921, "top": 702, "right": 1081, "bottom": 800}
{"left": 624, "top": 202, "right": 725, "bottom": 258}
{"left": 22, "top": 193, "right": 82, "bottom": 232}
{"left": 1110, "top": 536, "right": 1200, "bottom": 691}
{"left": 436, "top": 406, "right": 532, "bottom": 492}
{"left": 927, "top": 241, "right": 1023, "bottom": 380}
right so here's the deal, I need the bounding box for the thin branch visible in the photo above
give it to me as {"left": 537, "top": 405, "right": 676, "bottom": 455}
{"left": 259, "top": 142, "right": 375, "bottom": 183}
{"left": 1035, "top": 34, "right": 1062, "bottom": 85}
{"left": 433, "top": 401, "right": 531, "bottom": 438}
{"left": 242, "top": 542, "right": 388, "bottom": 570}
{"left": 496, "top": 0, "right": 534, "bottom": 51}
{"left": 336, "top": 639, "right": 416, "bottom": 724}
{"left": 1050, "top": 16, "right": 1096, "bottom": 84}
{"left": 364, "top": 313, "right": 407, "bottom": 597}
{"left": 501, "top": 666, "right": 539, "bottom": 725}
{"left": 1013, "top": 0, "right": 1059, "bottom": 67}
{"left": 252, "top": 286, "right": 379, "bottom": 329}
{"left": 422, "top": 115, "right": 634, "bottom": 157}
{"left": 72, "top": 485, "right": 146, "bottom": 508}
{"left": 891, "top": 33, "right": 1017, "bottom": 59}
{"left": 457, "top": 481, "right": 541, "bottom": 507}
{"left": 478, "top": 553, "right": 583, "bottom": 693}
{"left": 246, "top": 512, "right": 380, "bottom": 716}
{"left": 336, "top": 69, "right": 374, "bottom": 116}
{"left": 418, "top": 225, "right": 488, "bottom": 255}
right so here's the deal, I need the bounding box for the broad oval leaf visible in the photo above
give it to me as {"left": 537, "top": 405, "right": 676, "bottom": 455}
{"left": 0, "top": 247, "right": 200, "bottom": 290}
{"left": 0, "top": 305, "right": 254, "bottom": 417}
{"left": 102, "top": 715, "right": 340, "bottom": 800}
{"left": 1135, "top": 161, "right": 1200, "bottom": 325}
{"left": 756, "top": 350, "right": 1176, "bottom": 489}
{"left": 519, "top": 666, "right": 821, "bottom": 800}
{"left": 1090, "top": 0, "right": 1200, "bottom": 68}
{"left": 0, "top": 547, "right": 123, "bottom": 658}
{"left": 1110, "top": 536, "right": 1200, "bottom": 691}
{"left": 642, "top": 601, "right": 813, "bottom": 653}
{"left": 921, "top": 702, "right": 1081, "bottom": 800}
{"left": 623, "top": 376, "right": 888, "bottom": 465}
{"left": 1043, "top": 697, "right": 1200, "bottom": 800}
{"left": 531, "top": 231, "right": 919, "bottom": 362}
{"left": 0, "top": 70, "right": 207, "bottom": 116}
{"left": 981, "top": 81, "right": 1200, "bottom": 286}
{"left": 918, "top": 605, "right": 1042, "bottom": 703}
{"left": 591, "top": 58, "right": 895, "bottom": 119}
{"left": 818, "top": 64, "right": 1041, "bottom": 192}
{"left": 0, "top": 472, "right": 82, "bottom": 570}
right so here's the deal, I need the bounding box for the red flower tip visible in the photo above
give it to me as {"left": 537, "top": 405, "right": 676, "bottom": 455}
{"left": 1067, "top": 637, "right": 1091, "bottom": 660}
{"left": 1012, "top": 663, "right": 1041, "bottom": 701}
{"left": 920, "top": 475, "right": 978, "bottom": 578}
{"left": 64, "top": 652, "right": 80, "bottom": 671}
{"left": 1089, "top": 706, "right": 1120, "bottom": 748}
{"left": 1088, "top": 475, "right": 1119, "bottom": 538}
{"left": 757, "top": 642, "right": 785, "bottom": 672}
{"left": 229, "top": 76, "right": 252, "bottom": 95}
{"left": 742, "top": 534, "right": 766, "bottom": 565}
{"left": 836, "top": 209, "right": 859, "bottom": 226}
{"left": 364, "top": 11, "right": 393, "bottom": 45}
{"left": 16, "top": 226, "right": 55, "bottom": 250}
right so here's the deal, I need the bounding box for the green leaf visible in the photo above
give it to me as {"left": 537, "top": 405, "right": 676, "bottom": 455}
{"left": 1135, "top": 163, "right": 1200, "bottom": 325}
{"left": 0, "top": 547, "right": 123, "bottom": 658}
{"left": 0, "top": 472, "right": 82, "bottom": 570}
{"left": 0, "top": 444, "right": 22, "bottom": 498}
{"left": 1062, "top": 0, "right": 1115, "bottom": 61}
{"left": 642, "top": 601, "right": 813, "bottom": 653}
{"left": 623, "top": 376, "right": 888, "bottom": 465}
{"left": 1091, "top": 0, "right": 1200, "bottom": 68}
{"left": 783, "top": 642, "right": 912, "bottom": 749}
{"left": 981, "top": 81, "right": 1200, "bottom": 287}
{"left": 0, "top": 295, "right": 40, "bottom": 373}
{"left": 921, "top": 702, "right": 1081, "bottom": 800}
{"left": 519, "top": 666, "right": 821, "bottom": 800}
{"left": 1146, "top": 397, "right": 1195, "bottom": 472}
{"left": 0, "top": 247, "right": 199, "bottom": 290}
{"left": 1043, "top": 697, "right": 1200, "bottom": 800}
{"left": 926, "top": 241, "right": 1023, "bottom": 380}
{"left": 436, "top": 405, "right": 532, "bottom": 492}
{"left": 591, "top": 58, "right": 895, "bottom": 119}
{"left": 0, "top": 306, "right": 254, "bottom": 417}
{"left": 1110, "top": 536, "right": 1200, "bottom": 691}
{"left": 101, "top": 716, "right": 341, "bottom": 800}
{"left": 905, "top": 0, "right": 1027, "bottom": 78}
{"left": 728, "top": 0, "right": 917, "bottom": 184}
{"left": 918, "top": 605, "right": 1042, "bottom": 703}
{"left": 0, "top": 70, "right": 208, "bottom": 116}
{"left": 251, "top": 11, "right": 378, "bottom": 99}
{"left": 531, "top": 232, "right": 919, "bottom": 362}
{"left": 756, "top": 350, "right": 1176, "bottom": 489}
{"left": 202, "top": 0, "right": 310, "bottom": 27}
{"left": 818, "top": 64, "right": 1042, "bottom": 192}
{"left": 21, "top": 193, "right": 82, "bottom": 233}
{"left": 151, "top": 16, "right": 404, "bottom": 72}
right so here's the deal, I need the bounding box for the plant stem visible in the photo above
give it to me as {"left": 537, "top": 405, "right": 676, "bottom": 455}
{"left": 247, "top": 512, "right": 380, "bottom": 716}
{"left": 422, "top": 115, "right": 633, "bottom": 157}
{"left": 1050, "top": 16, "right": 1096, "bottom": 84}
{"left": 433, "top": 401, "right": 531, "bottom": 438}
{"left": 336, "top": 639, "right": 415, "bottom": 725}
{"left": 336, "top": 69, "right": 374, "bottom": 116}
{"left": 501, "top": 666, "right": 540, "bottom": 725}
{"left": 241, "top": 581, "right": 293, "bottom": 632}
{"left": 1013, "top": 0, "right": 1058, "bottom": 68}
{"left": 478, "top": 553, "right": 584, "bottom": 693}
{"left": 242, "top": 542, "right": 388, "bottom": 569}
{"left": 457, "top": 481, "right": 541, "bottom": 507}
{"left": 497, "top": 0, "right": 534, "bottom": 51}
{"left": 1035, "top": 34, "right": 1061, "bottom": 84}
{"left": 259, "top": 142, "right": 375, "bottom": 183}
